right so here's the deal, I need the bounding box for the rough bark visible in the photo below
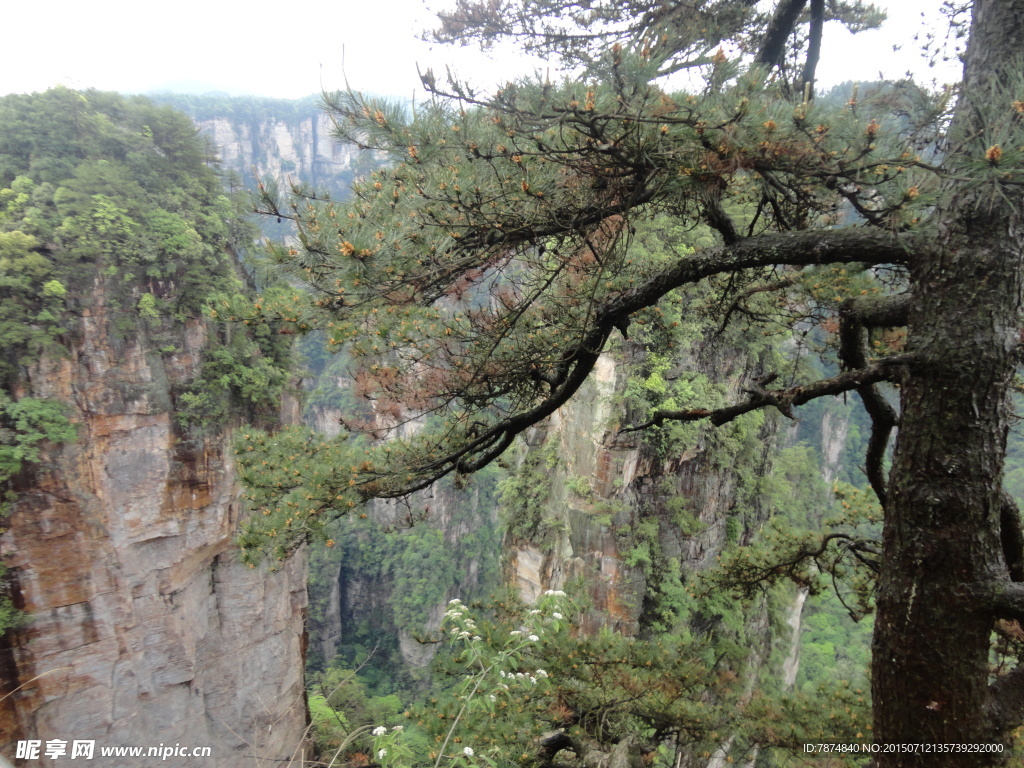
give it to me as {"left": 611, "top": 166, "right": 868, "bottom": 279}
{"left": 871, "top": 0, "right": 1024, "bottom": 763}
{"left": 756, "top": 0, "right": 808, "bottom": 69}
{"left": 800, "top": 0, "right": 825, "bottom": 92}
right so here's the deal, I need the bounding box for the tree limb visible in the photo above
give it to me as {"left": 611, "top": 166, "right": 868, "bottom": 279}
{"left": 839, "top": 293, "right": 911, "bottom": 330}
{"left": 600, "top": 228, "right": 914, "bottom": 328}
{"left": 756, "top": 0, "right": 809, "bottom": 70}
{"left": 703, "top": 194, "right": 742, "bottom": 245}
{"left": 978, "top": 582, "right": 1024, "bottom": 624}
{"left": 618, "top": 354, "right": 914, "bottom": 435}
{"left": 364, "top": 229, "right": 917, "bottom": 500}
{"left": 800, "top": 0, "right": 825, "bottom": 93}
{"left": 837, "top": 293, "right": 910, "bottom": 506}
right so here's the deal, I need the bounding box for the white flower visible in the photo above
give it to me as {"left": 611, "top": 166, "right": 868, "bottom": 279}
{"left": 552, "top": 612, "right": 563, "bottom": 620}
{"left": 516, "top": 672, "right": 525, "bottom": 678}
{"left": 529, "top": 609, "right": 541, "bottom": 615}
{"left": 472, "top": 635, "right": 481, "bottom": 641}
{"left": 510, "top": 630, "right": 522, "bottom": 636}
{"left": 489, "top": 694, "right": 497, "bottom": 702}
{"left": 378, "top": 748, "right": 388, "bottom": 759}
{"left": 528, "top": 634, "right": 539, "bottom": 642}
{"left": 448, "top": 598, "right": 463, "bottom": 605}
{"left": 372, "top": 726, "right": 387, "bottom": 736}
{"left": 530, "top": 676, "right": 537, "bottom": 685}
{"left": 536, "top": 669, "right": 548, "bottom": 678}
{"left": 499, "top": 670, "right": 506, "bottom": 677}
{"left": 459, "top": 630, "right": 471, "bottom": 638}
{"left": 392, "top": 725, "right": 403, "bottom": 732}
{"left": 544, "top": 589, "right": 566, "bottom": 597}
{"left": 463, "top": 747, "right": 474, "bottom": 756}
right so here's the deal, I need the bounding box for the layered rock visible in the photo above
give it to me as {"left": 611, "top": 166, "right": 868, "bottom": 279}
{"left": 196, "top": 113, "right": 371, "bottom": 194}
{"left": 503, "top": 346, "right": 770, "bottom": 636}
{"left": 505, "top": 354, "right": 646, "bottom": 635}
{"left": 0, "top": 290, "right": 308, "bottom": 766}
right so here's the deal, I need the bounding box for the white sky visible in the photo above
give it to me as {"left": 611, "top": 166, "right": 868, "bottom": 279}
{"left": 1, "top": 0, "right": 962, "bottom": 100}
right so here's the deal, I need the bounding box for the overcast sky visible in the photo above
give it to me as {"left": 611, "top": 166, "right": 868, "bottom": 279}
{"left": 3, "top": 0, "right": 962, "bottom": 100}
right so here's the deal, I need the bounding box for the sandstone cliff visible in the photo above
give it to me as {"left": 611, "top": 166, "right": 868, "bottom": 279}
{"left": 149, "top": 94, "right": 375, "bottom": 203}
{"left": 0, "top": 291, "right": 308, "bottom": 766}
{"left": 199, "top": 112, "right": 367, "bottom": 193}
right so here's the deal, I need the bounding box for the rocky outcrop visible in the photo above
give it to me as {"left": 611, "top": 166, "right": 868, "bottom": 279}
{"left": 505, "top": 354, "right": 646, "bottom": 635}
{"left": 196, "top": 113, "right": 372, "bottom": 195}
{"left": 0, "top": 290, "right": 308, "bottom": 765}
{"left": 503, "top": 346, "right": 769, "bottom": 636}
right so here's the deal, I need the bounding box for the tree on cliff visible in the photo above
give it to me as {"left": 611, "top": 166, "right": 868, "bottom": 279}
{"left": 239, "top": 0, "right": 1024, "bottom": 764}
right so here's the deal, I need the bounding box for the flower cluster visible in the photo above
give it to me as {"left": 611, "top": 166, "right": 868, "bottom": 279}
{"left": 367, "top": 724, "right": 412, "bottom": 768}
{"left": 360, "top": 591, "right": 573, "bottom": 766}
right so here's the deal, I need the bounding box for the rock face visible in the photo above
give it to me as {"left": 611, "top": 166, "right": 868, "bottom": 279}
{"left": 196, "top": 113, "right": 372, "bottom": 195}
{"left": 0, "top": 292, "right": 308, "bottom": 765}
{"left": 505, "top": 354, "right": 647, "bottom": 635}
{"left": 504, "top": 347, "right": 768, "bottom": 636}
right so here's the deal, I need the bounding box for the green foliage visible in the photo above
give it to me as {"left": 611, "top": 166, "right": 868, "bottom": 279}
{"left": 304, "top": 468, "right": 502, "bottom": 687}
{"left": 309, "top": 592, "right": 868, "bottom": 767}
{"left": 0, "top": 229, "right": 66, "bottom": 381}
{"left": 307, "top": 666, "right": 408, "bottom": 755}
{"left": 176, "top": 331, "right": 290, "bottom": 433}
{"left": 136, "top": 292, "right": 159, "bottom": 318}
{"left": 796, "top": 595, "right": 873, "bottom": 694}
{"left": 0, "top": 391, "right": 77, "bottom": 508}
{"left": 389, "top": 527, "right": 458, "bottom": 631}
{"left": 566, "top": 475, "right": 592, "bottom": 499}
{"left": 497, "top": 442, "right": 559, "bottom": 544}
{"left": 236, "top": 426, "right": 366, "bottom": 563}
{"left": 0, "top": 87, "right": 257, "bottom": 334}
{"left": 709, "top": 455, "right": 880, "bottom": 622}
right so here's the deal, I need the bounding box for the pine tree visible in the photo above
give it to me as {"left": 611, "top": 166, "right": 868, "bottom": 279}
{"left": 242, "top": 1, "right": 1024, "bottom": 764}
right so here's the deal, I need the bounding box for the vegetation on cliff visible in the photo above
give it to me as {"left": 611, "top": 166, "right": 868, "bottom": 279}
{"left": 0, "top": 88, "right": 291, "bottom": 632}
{"left": 0, "top": 87, "right": 291, "bottom": 430}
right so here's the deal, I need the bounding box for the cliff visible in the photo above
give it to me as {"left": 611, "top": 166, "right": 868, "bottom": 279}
{"left": 150, "top": 93, "right": 377, "bottom": 203}
{"left": 200, "top": 113, "right": 365, "bottom": 192}
{"left": 500, "top": 338, "right": 776, "bottom": 637}
{"left": 0, "top": 89, "right": 310, "bottom": 766}
{"left": 0, "top": 291, "right": 308, "bottom": 766}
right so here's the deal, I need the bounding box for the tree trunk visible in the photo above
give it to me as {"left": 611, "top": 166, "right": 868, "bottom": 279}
{"left": 871, "top": 0, "right": 1024, "bottom": 764}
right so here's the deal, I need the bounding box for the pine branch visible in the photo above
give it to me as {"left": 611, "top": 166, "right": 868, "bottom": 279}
{"left": 800, "top": 0, "right": 825, "bottom": 92}
{"left": 837, "top": 293, "right": 910, "bottom": 506}
{"left": 756, "top": 0, "right": 808, "bottom": 70}
{"left": 359, "top": 228, "right": 918, "bottom": 501}
{"left": 618, "top": 354, "right": 914, "bottom": 434}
